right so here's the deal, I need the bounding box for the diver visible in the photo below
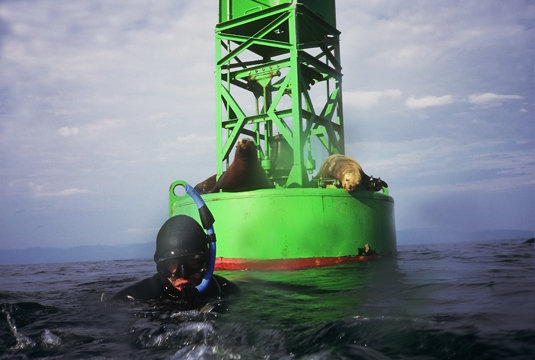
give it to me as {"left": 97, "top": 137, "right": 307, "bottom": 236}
{"left": 112, "top": 215, "right": 237, "bottom": 310}
{"left": 112, "top": 183, "right": 238, "bottom": 310}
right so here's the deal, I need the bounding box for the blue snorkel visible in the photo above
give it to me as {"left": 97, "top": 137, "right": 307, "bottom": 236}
{"left": 176, "top": 181, "right": 216, "bottom": 295}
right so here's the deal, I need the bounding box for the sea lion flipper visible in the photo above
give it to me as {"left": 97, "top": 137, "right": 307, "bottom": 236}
{"left": 194, "top": 174, "right": 217, "bottom": 194}
{"left": 209, "top": 173, "right": 225, "bottom": 193}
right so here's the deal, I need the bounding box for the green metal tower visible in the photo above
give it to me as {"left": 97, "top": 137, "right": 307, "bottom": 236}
{"left": 215, "top": 0, "right": 344, "bottom": 188}
{"left": 170, "top": 0, "right": 396, "bottom": 269}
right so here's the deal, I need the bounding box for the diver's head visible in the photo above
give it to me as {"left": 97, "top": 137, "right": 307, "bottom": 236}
{"left": 154, "top": 215, "right": 208, "bottom": 279}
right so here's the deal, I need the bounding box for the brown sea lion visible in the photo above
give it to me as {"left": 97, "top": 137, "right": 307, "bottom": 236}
{"left": 195, "top": 138, "right": 273, "bottom": 193}
{"left": 317, "top": 154, "right": 387, "bottom": 192}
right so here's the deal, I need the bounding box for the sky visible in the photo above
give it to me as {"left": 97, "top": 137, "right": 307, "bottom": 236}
{"left": 0, "top": 0, "right": 534, "bottom": 250}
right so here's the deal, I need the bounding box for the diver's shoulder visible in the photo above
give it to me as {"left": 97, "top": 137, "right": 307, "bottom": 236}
{"left": 112, "top": 273, "right": 162, "bottom": 301}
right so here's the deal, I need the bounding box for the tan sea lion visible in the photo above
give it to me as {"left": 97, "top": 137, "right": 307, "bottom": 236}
{"left": 195, "top": 138, "right": 273, "bottom": 193}
{"left": 317, "top": 154, "right": 388, "bottom": 192}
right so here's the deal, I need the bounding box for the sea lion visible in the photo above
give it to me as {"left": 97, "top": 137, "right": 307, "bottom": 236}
{"left": 317, "top": 154, "right": 388, "bottom": 192}
{"left": 195, "top": 138, "right": 273, "bottom": 193}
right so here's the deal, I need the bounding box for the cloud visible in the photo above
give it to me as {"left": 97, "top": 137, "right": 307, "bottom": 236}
{"left": 405, "top": 95, "right": 454, "bottom": 109}
{"left": 84, "top": 118, "right": 126, "bottom": 135}
{"left": 58, "top": 127, "right": 79, "bottom": 137}
{"left": 353, "top": 135, "right": 535, "bottom": 188}
{"left": 1, "top": 0, "right": 534, "bottom": 250}
{"left": 157, "top": 133, "right": 216, "bottom": 163}
{"left": 29, "top": 182, "right": 89, "bottom": 197}
{"left": 466, "top": 149, "right": 535, "bottom": 179}
{"left": 344, "top": 89, "right": 402, "bottom": 109}
{"left": 468, "top": 92, "right": 524, "bottom": 106}
{"left": 399, "top": 175, "right": 535, "bottom": 197}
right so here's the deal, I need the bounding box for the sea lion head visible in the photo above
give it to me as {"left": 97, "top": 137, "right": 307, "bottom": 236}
{"left": 341, "top": 170, "right": 360, "bottom": 192}
{"left": 236, "top": 138, "right": 258, "bottom": 160}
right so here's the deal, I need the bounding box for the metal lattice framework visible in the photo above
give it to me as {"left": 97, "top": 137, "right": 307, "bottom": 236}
{"left": 215, "top": 1, "right": 344, "bottom": 187}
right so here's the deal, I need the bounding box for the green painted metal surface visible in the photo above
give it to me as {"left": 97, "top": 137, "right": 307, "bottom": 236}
{"left": 219, "top": 0, "right": 336, "bottom": 28}
{"left": 170, "top": 184, "right": 396, "bottom": 261}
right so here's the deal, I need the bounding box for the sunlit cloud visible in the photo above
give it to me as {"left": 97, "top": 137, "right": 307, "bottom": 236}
{"left": 405, "top": 95, "right": 454, "bottom": 109}
{"left": 29, "top": 182, "right": 89, "bottom": 197}
{"left": 344, "top": 89, "right": 402, "bottom": 109}
{"left": 468, "top": 92, "right": 523, "bottom": 106}
{"left": 58, "top": 127, "right": 79, "bottom": 137}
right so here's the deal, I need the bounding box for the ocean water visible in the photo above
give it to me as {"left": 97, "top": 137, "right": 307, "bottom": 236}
{"left": 0, "top": 238, "right": 533, "bottom": 359}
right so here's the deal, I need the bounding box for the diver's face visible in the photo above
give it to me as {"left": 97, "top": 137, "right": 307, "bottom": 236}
{"left": 166, "top": 259, "right": 187, "bottom": 289}
{"left": 164, "top": 255, "right": 205, "bottom": 289}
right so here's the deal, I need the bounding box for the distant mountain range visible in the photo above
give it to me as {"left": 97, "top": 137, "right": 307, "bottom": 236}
{"left": 0, "top": 242, "right": 154, "bottom": 265}
{"left": 0, "top": 229, "right": 533, "bottom": 265}
{"left": 396, "top": 228, "right": 534, "bottom": 245}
